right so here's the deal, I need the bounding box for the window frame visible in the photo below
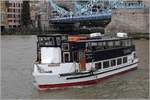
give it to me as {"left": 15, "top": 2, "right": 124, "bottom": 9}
{"left": 103, "top": 60, "right": 110, "bottom": 68}
{"left": 62, "top": 43, "right": 69, "bottom": 51}
{"left": 117, "top": 58, "right": 122, "bottom": 65}
{"left": 110, "top": 59, "right": 116, "bottom": 67}
{"left": 63, "top": 52, "right": 70, "bottom": 62}
{"left": 123, "top": 56, "right": 128, "bottom": 63}
{"left": 95, "top": 62, "right": 102, "bottom": 69}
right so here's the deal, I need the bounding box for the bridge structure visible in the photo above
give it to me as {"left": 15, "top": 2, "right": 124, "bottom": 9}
{"left": 39, "top": 0, "right": 147, "bottom": 34}
{"left": 48, "top": 0, "right": 146, "bottom": 23}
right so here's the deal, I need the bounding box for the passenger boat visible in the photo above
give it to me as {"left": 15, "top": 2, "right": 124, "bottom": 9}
{"left": 32, "top": 33, "right": 138, "bottom": 90}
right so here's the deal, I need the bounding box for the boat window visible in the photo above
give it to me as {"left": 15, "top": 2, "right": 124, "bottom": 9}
{"left": 117, "top": 58, "right": 122, "bottom": 65}
{"left": 103, "top": 61, "right": 110, "bottom": 68}
{"left": 62, "top": 43, "right": 69, "bottom": 51}
{"left": 134, "top": 52, "right": 137, "bottom": 59}
{"left": 91, "top": 42, "right": 97, "bottom": 51}
{"left": 122, "top": 40, "right": 130, "bottom": 47}
{"left": 96, "top": 42, "right": 103, "bottom": 50}
{"left": 111, "top": 59, "right": 116, "bottom": 66}
{"left": 63, "top": 52, "right": 70, "bottom": 62}
{"left": 62, "top": 36, "right": 68, "bottom": 41}
{"left": 72, "top": 51, "right": 78, "bottom": 62}
{"left": 91, "top": 42, "right": 97, "bottom": 46}
{"left": 128, "top": 39, "right": 131, "bottom": 46}
{"left": 103, "top": 42, "right": 107, "bottom": 49}
{"left": 95, "top": 62, "right": 101, "bottom": 70}
{"left": 114, "top": 41, "right": 120, "bottom": 47}
{"left": 121, "top": 40, "right": 125, "bottom": 46}
{"left": 124, "top": 39, "right": 129, "bottom": 46}
{"left": 123, "top": 57, "right": 127, "bottom": 63}
{"left": 38, "top": 36, "right": 57, "bottom": 46}
{"left": 56, "top": 37, "right": 61, "bottom": 46}
{"left": 97, "top": 42, "right": 103, "bottom": 47}
{"left": 86, "top": 42, "right": 92, "bottom": 52}
{"left": 107, "top": 41, "right": 114, "bottom": 48}
{"left": 120, "top": 40, "right": 124, "bottom": 46}
{"left": 128, "top": 39, "right": 132, "bottom": 46}
{"left": 86, "top": 42, "right": 89, "bottom": 48}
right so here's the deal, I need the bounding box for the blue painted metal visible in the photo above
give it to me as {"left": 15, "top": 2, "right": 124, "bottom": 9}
{"left": 50, "top": 13, "right": 111, "bottom": 23}
{"left": 48, "top": 0, "right": 146, "bottom": 22}
{"left": 48, "top": 0, "right": 73, "bottom": 17}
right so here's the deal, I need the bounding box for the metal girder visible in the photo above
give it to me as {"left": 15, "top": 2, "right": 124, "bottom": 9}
{"left": 48, "top": 0, "right": 146, "bottom": 21}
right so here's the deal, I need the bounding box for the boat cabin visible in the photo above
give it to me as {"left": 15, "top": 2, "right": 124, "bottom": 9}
{"left": 36, "top": 34, "right": 135, "bottom": 71}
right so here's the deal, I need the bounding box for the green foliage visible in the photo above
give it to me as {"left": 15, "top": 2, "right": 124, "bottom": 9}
{"left": 21, "top": 1, "right": 30, "bottom": 27}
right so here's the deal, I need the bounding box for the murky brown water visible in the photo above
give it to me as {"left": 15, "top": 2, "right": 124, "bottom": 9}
{"left": 1, "top": 35, "right": 149, "bottom": 99}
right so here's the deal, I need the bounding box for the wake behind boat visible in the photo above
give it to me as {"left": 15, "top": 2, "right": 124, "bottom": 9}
{"left": 32, "top": 33, "right": 138, "bottom": 90}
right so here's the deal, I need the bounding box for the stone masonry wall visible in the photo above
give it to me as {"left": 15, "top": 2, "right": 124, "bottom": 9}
{"left": 105, "top": 8, "right": 149, "bottom": 33}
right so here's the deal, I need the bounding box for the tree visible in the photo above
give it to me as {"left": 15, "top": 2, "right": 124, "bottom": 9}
{"left": 21, "top": 1, "right": 30, "bottom": 27}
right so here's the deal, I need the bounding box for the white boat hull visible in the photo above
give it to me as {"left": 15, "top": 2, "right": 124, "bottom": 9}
{"left": 32, "top": 60, "right": 138, "bottom": 90}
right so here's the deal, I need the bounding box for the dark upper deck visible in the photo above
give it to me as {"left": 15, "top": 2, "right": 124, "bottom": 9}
{"left": 36, "top": 34, "right": 135, "bottom": 63}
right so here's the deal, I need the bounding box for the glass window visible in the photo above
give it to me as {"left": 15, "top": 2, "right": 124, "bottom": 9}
{"left": 121, "top": 40, "right": 125, "bottom": 46}
{"left": 63, "top": 52, "right": 70, "bottom": 62}
{"left": 86, "top": 42, "right": 92, "bottom": 52}
{"left": 125, "top": 39, "right": 130, "bottom": 46}
{"left": 103, "top": 61, "right": 110, "bottom": 68}
{"left": 91, "top": 42, "right": 97, "bottom": 46}
{"left": 8, "top": 20, "right": 12, "bottom": 22}
{"left": 103, "top": 42, "right": 107, "bottom": 49}
{"left": 127, "top": 39, "right": 131, "bottom": 46}
{"left": 56, "top": 37, "right": 61, "bottom": 45}
{"left": 111, "top": 59, "right": 116, "bottom": 66}
{"left": 123, "top": 57, "right": 127, "bottom": 63}
{"left": 98, "top": 42, "right": 103, "bottom": 46}
{"left": 91, "top": 42, "right": 97, "bottom": 51}
{"left": 117, "top": 58, "right": 122, "bottom": 65}
{"left": 62, "top": 43, "right": 69, "bottom": 51}
{"left": 62, "top": 36, "right": 67, "bottom": 41}
{"left": 134, "top": 53, "right": 137, "bottom": 58}
{"left": 103, "top": 42, "right": 106, "bottom": 46}
{"left": 122, "top": 40, "right": 130, "bottom": 46}
{"left": 106, "top": 41, "right": 114, "bottom": 49}
{"left": 96, "top": 42, "right": 103, "bottom": 50}
{"left": 107, "top": 41, "right": 114, "bottom": 47}
{"left": 72, "top": 51, "right": 78, "bottom": 62}
{"left": 128, "top": 39, "right": 132, "bottom": 46}
{"left": 95, "top": 62, "right": 101, "bottom": 69}
{"left": 115, "top": 41, "right": 120, "bottom": 47}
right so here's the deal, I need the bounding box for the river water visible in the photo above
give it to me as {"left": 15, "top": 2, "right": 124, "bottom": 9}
{"left": 1, "top": 35, "right": 149, "bottom": 99}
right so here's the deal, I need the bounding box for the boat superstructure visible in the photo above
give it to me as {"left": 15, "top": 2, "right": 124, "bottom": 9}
{"left": 32, "top": 33, "right": 138, "bottom": 90}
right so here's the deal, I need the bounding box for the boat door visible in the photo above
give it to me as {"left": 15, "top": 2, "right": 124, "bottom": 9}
{"left": 79, "top": 50, "right": 86, "bottom": 71}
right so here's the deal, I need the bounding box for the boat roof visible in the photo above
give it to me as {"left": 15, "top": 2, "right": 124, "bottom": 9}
{"left": 37, "top": 34, "right": 68, "bottom": 37}
{"left": 37, "top": 34, "right": 132, "bottom": 42}
{"left": 77, "top": 36, "right": 132, "bottom": 43}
